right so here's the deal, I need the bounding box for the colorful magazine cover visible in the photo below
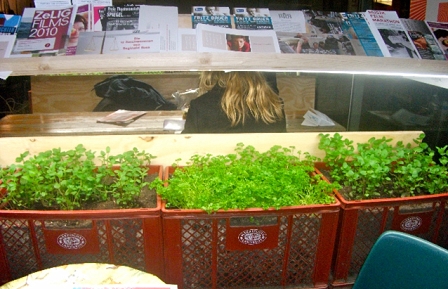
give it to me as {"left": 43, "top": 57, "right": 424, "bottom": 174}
{"left": 102, "top": 5, "right": 140, "bottom": 31}
{"left": 425, "top": 21, "right": 448, "bottom": 60}
{"left": 12, "top": 5, "right": 77, "bottom": 57}
{"left": 277, "top": 31, "right": 359, "bottom": 55}
{"left": 401, "top": 18, "right": 446, "bottom": 60}
{"left": 233, "top": 7, "right": 273, "bottom": 30}
{"left": 65, "top": 4, "right": 90, "bottom": 55}
{"left": 0, "top": 14, "right": 22, "bottom": 35}
{"left": 191, "top": 6, "right": 231, "bottom": 28}
{"left": 270, "top": 10, "right": 307, "bottom": 33}
{"left": 365, "top": 10, "right": 420, "bottom": 59}
{"left": 339, "top": 12, "right": 383, "bottom": 57}
{"left": 303, "top": 10, "right": 344, "bottom": 34}
{"left": 195, "top": 23, "right": 279, "bottom": 53}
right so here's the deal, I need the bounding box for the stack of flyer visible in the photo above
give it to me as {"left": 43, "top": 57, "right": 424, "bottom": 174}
{"left": 301, "top": 109, "right": 335, "bottom": 126}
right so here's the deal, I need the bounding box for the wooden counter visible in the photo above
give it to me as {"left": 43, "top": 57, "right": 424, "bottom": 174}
{"left": 0, "top": 111, "right": 345, "bottom": 137}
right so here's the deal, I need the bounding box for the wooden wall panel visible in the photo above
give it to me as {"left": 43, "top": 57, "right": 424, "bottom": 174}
{"left": 0, "top": 131, "right": 422, "bottom": 166}
{"left": 30, "top": 74, "right": 200, "bottom": 113}
{"left": 278, "top": 74, "right": 315, "bottom": 115}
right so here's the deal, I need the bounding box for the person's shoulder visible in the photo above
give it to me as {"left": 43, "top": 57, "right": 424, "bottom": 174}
{"left": 191, "top": 87, "right": 222, "bottom": 103}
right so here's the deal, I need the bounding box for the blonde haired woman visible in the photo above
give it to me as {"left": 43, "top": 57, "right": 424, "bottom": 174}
{"left": 182, "top": 71, "right": 286, "bottom": 133}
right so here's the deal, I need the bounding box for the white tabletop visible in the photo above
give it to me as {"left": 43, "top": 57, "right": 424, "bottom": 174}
{"left": 0, "top": 263, "right": 174, "bottom": 289}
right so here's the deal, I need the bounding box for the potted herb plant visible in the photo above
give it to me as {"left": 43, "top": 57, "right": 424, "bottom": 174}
{"left": 0, "top": 144, "right": 164, "bottom": 285}
{"left": 315, "top": 132, "right": 448, "bottom": 287}
{"left": 151, "top": 143, "right": 341, "bottom": 289}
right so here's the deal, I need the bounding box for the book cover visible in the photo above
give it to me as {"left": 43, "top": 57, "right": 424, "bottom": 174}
{"left": 138, "top": 5, "right": 178, "bottom": 51}
{"left": 191, "top": 6, "right": 231, "bottom": 29}
{"left": 277, "top": 31, "right": 360, "bottom": 55}
{"left": 270, "top": 10, "right": 307, "bottom": 33}
{"left": 0, "top": 14, "right": 22, "bottom": 35}
{"left": 365, "top": 10, "right": 420, "bottom": 59}
{"left": 340, "top": 12, "right": 383, "bottom": 57}
{"left": 303, "top": 10, "right": 344, "bottom": 34}
{"left": 12, "top": 5, "right": 76, "bottom": 56}
{"left": 196, "top": 23, "right": 279, "bottom": 53}
{"left": 425, "top": 21, "right": 448, "bottom": 60}
{"left": 401, "top": 18, "right": 446, "bottom": 60}
{"left": 233, "top": 7, "right": 273, "bottom": 30}
{"left": 101, "top": 30, "right": 160, "bottom": 54}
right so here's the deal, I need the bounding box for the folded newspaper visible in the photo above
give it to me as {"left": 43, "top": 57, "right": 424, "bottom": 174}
{"left": 301, "top": 109, "right": 335, "bottom": 126}
{"left": 97, "top": 110, "right": 146, "bottom": 125}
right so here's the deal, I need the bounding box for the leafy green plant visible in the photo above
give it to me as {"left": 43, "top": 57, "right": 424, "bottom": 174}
{"left": 0, "top": 145, "right": 156, "bottom": 210}
{"left": 150, "top": 143, "right": 337, "bottom": 213}
{"left": 318, "top": 133, "right": 448, "bottom": 200}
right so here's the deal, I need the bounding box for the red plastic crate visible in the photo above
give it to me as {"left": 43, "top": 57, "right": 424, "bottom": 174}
{"left": 161, "top": 166, "right": 340, "bottom": 289}
{"left": 314, "top": 163, "right": 448, "bottom": 287}
{"left": 0, "top": 165, "right": 165, "bottom": 285}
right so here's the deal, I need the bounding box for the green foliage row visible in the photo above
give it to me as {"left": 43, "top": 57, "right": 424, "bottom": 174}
{"left": 318, "top": 133, "right": 448, "bottom": 200}
{"left": 0, "top": 144, "right": 155, "bottom": 210}
{"left": 151, "top": 143, "right": 337, "bottom": 213}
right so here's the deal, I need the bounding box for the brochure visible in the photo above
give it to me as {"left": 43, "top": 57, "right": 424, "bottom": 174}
{"left": 303, "top": 10, "right": 344, "bottom": 34}
{"left": 65, "top": 4, "right": 91, "bottom": 56}
{"left": 233, "top": 7, "right": 273, "bottom": 30}
{"left": 92, "top": 5, "right": 106, "bottom": 31}
{"left": 0, "top": 34, "right": 16, "bottom": 58}
{"left": 33, "top": 0, "right": 72, "bottom": 7}
{"left": 365, "top": 10, "right": 420, "bottom": 59}
{"left": 0, "top": 14, "right": 22, "bottom": 35}
{"left": 177, "top": 28, "right": 197, "bottom": 51}
{"left": 270, "top": 10, "right": 306, "bottom": 33}
{"left": 277, "top": 31, "right": 360, "bottom": 55}
{"left": 339, "top": 12, "right": 383, "bottom": 57}
{"left": 72, "top": 0, "right": 113, "bottom": 31}
{"left": 101, "top": 5, "right": 140, "bottom": 31}
{"left": 12, "top": 5, "right": 77, "bottom": 57}
{"left": 75, "top": 31, "right": 105, "bottom": 54}
{"left": 138, "top": 5, "right": 178, "bottom": 51}
{"left": 401, "top": 18, "right": 446, "bottom": 60}
{"left": 195, "top": 23, "right": 280, "bottom": 53}
{"left": 191, "top": 6, "right": 231, "bottom": 28}
{"left": 425, "top": 21, "right": 448, "bottom": 60}
{"left": 301, "top": 109, "right": 335, "bottom": 126}
{"left": 102, "top": 30, "right": 160, "bottom": 54}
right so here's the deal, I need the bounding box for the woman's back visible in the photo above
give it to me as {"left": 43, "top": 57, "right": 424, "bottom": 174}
{"left": 182, "top": 72, "right": 286, "bottom": 134}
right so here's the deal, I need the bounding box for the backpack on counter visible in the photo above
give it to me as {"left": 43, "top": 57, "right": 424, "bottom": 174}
{"left": 93, "top": 75, "right": 177, "bottom": 111}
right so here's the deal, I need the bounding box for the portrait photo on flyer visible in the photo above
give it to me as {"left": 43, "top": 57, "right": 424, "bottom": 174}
{"left": 195, "top": 23, "right": 280, "bottom": 53}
